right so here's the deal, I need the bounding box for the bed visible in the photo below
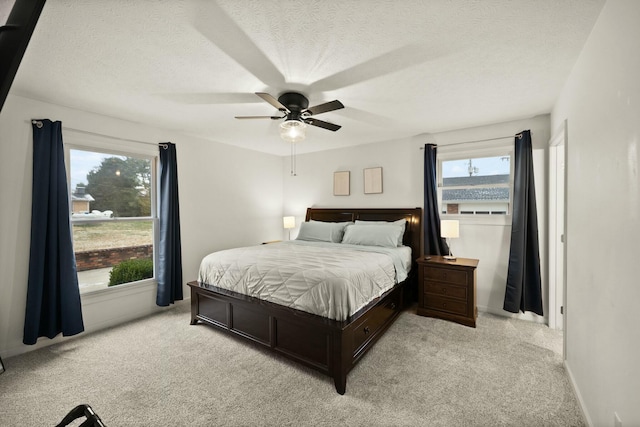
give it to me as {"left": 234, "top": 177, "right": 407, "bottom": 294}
{"left": 188, "top": 207, "right": 422, "bottom": 394}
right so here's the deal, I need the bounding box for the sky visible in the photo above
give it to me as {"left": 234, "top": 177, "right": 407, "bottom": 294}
{"left": 442, "top": 155, "right": 510, "bottom": 178}
{"left": 70, "top": 149, "right": 126, "bottom": 189}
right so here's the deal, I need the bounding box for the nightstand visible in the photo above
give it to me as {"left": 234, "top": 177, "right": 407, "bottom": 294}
{"left": 417, "top": 255, "right": 479, "bottom": 328}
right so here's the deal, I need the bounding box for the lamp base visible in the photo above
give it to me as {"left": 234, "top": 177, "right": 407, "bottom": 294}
{"left": 443, "top": 255, "right": 457, "bottom": 261}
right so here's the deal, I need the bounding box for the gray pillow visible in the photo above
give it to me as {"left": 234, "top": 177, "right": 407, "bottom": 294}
{"left": 296, "top": 221, "right": 351, "bottom": 243}
{"left": 341, "top": 224, "right": 404, "bottom": 248}
{"left": 354, "top": 219, "right": 407, "bottom": 246}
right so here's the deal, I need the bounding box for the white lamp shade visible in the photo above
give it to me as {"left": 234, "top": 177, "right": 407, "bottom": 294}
{"left": 441, "top": 220, "right": 459, "bottom": 239}
{"left": 283, "top": 216, "right": 296, "bottom": 229}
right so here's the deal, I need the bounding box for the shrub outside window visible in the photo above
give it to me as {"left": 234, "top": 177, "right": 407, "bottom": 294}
{"left": 68, "top": 147, "right": 157, "bottom": 294}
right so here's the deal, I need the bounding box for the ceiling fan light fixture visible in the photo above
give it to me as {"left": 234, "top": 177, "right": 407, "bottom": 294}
{"left": 280, "top": 119, "right": 306, "bottom": 143}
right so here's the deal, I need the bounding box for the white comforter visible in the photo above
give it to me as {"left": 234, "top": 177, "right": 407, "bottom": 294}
{"left": 198, "top": 240, "right": 411, "bottom": 321}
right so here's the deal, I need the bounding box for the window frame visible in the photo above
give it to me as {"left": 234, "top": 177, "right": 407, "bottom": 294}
{"left": 437, "top": 144, "right": 514, "bottom": 225}
{"left": 64, "top": 131, "right": 159, "bottom": 295}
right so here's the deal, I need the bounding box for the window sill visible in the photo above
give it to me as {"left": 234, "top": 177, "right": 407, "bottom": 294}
{"left": 80, "top": 278, "right": 156, "bottom": 305}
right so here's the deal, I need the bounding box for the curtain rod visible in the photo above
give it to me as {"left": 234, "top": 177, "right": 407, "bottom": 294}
{"left": 419, "top": 133, "right": 522, "bottom": 149}
{"left": 29, "top": 120, "right": 161, "bottom": 147}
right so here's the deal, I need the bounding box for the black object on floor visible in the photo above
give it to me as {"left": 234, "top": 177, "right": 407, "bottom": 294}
{"left": 56, "top": 404, "right": 106, "bottom": 427}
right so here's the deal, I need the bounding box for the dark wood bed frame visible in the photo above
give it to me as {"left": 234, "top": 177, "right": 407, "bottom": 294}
{"left": 188, "top": 207, "right": 422, "bottom": 394}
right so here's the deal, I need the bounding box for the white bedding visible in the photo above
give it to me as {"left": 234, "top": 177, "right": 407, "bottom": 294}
{"left": 197, "top": 240, "right": 412, "bottom": 321}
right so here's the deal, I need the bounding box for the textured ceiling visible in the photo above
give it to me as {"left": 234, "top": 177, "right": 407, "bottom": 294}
{"left": 11, "top": 0, "right": 605, "bottom": 156}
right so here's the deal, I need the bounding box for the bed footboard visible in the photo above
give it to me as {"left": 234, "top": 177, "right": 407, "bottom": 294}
{"left": 188, "top": 280, "right": 404, "bottom": 394}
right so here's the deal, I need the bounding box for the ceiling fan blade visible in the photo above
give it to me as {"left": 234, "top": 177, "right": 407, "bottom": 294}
{"left": 235, "top": 115, "right": 283, "bottom": 120}
{"left": 304, "top": 100, "right": 345, "bottom": 116}
{"left": 256, "top": 92, "right": 289, "bottom": 112}
{"left": 304, "top": 118, "right": 341, "bottom": 132}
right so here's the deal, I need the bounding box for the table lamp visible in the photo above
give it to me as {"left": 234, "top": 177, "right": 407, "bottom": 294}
{"left": 283, "top": 216, "right": 295, "bottom": 240}
{"left": 441, "top": 220, "right": 459, "bottom": 260}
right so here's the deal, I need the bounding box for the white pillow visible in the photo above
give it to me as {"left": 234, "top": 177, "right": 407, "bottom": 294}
{"left": 296, "top": 221, "right": 350, "bottom": 243}
{"left": 341, "top": 224, "right": 404, "bottom": 248}
{"left": 354, "top": 219, "right": 407, "bottom": 246}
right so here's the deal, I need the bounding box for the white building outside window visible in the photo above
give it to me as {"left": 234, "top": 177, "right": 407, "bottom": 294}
{"left": 437, "top": 145, "right": 514, "bottom": 222}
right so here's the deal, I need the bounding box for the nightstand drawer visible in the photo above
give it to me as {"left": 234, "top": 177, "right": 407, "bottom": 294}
{"left": 424, "top": 295, "right": 468, "bottom": 316}
{"left": 423, "top": 267, "right": 468, "bottom": 286}
{"left": 423, "top": 281, "right": 467, "bottom": 300}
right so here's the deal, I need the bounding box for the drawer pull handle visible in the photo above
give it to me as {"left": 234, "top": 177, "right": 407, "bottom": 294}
{"left": 390, "top": 302, "right": 397, "bottom": 310}
{"left": 442, "top": 288, "right": 447, "bottom": 294}
{"left": 363, "top": 326, "right": 370, "bottom": 335}
{"left": 442, "top": 303, "right": 447, "bottom": 308}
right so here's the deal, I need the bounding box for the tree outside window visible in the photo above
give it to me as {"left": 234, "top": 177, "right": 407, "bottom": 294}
{"left": 69, "top": 148, "right": 156, "bottom": 293}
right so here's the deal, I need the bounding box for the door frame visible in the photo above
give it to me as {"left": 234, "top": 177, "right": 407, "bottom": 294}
{"left": 548, "top": 120, "right": 568, "bottom": 339}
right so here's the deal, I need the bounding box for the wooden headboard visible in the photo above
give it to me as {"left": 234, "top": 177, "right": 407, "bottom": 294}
{"left": 305, "top": 207, "right": 423, "bottom": 264}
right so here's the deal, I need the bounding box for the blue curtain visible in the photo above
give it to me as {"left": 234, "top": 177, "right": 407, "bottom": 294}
{"left": 23, "top": 119, "right": 84, "bottom": 345}
{"left": 424, "top": 144, "right": 448, "bottom": 255}
{"left": 156, "top": 142, "right": 183, "bottom": 306}
{"left": 504, "top": 130, "right": 543, "bottom": 315}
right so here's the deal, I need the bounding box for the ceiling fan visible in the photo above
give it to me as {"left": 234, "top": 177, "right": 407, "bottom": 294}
{"left": 235, "top": 92, "right": 344, "bottom": 143}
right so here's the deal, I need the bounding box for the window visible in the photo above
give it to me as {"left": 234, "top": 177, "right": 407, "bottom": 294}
{"left": 67, "top": 141, "right": 157, "bottom": 294}
{"left": 438, "top": 149, "right": 513, "bottom": 217}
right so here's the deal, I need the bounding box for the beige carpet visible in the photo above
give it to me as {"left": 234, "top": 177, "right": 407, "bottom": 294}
{"left": 0, "top": 303, "right": 584, "bottom": 426}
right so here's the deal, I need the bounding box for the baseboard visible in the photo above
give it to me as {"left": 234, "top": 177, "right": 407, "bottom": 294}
{"left": 564, "top": 360, "right": 593, "bottom": 426}
{"left": 478, "top": 305, "right": 547, "bottom": 324}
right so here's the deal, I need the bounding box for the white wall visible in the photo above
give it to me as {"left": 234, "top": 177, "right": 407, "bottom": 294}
{"left": 0, "top": 94, "right": 283, "bottom": 358}
{"left": 283, "top": 115, "right": 550, "bottom": 321}
{"left": 550, "top": 0, "right": 640, "bottom": 425}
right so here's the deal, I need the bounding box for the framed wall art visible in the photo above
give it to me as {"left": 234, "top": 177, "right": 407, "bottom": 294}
{"left": 333, "top": 171, "right": 350, "bottom": 196}
{"left": 364, "top": 167, "right": 383, "bottom": 194}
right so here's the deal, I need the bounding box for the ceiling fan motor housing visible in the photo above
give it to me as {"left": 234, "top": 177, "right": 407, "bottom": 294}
{"left": 278, "top": 92, "right": 309, "bottom": 119}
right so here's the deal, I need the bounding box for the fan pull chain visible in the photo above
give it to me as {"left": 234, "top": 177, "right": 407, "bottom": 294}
{"left": 290, "top": 142, "right": 297, "bottom": 176}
